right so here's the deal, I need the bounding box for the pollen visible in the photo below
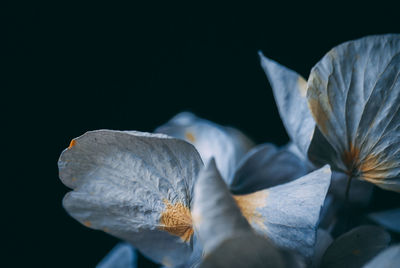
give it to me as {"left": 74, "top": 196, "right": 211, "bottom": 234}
{"left": 159, "top": 199, "right": 193, "bottom": 242}
{"left": 233, "top": 190, "right": 268, "bottom": 230}
{"left": 68, "top": 139, "right": 76, "bottom": 149}
{"left": 83, "top": 221, "right": 92, "bottom": 227}
{"left": 185, "top": 132, "right": 196, "bottom": 143}
{"left": 342, "top": 143, "right": 391, "bottom": 182}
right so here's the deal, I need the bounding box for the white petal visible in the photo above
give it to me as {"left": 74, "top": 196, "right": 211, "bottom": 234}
{"left": 59, "top": 130, "right": 203, "bottom": 266}
{"left": 191, "top": 159, "right": 252, "bottom": 255}
{"left": 156, "top": 112, "right": 253, "bottom": 183}
{"left": 259, "top": 52, "right": 316, "bottom": 157}
{"left": 234, "top": 165, "right": 332, "bottom": 258}
{"left": 307, "top": 34, "right": 400, "bottom": 191}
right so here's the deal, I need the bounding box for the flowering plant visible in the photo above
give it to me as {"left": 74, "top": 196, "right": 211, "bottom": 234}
{"left": 58, "top": 34, "right": 400, "bottom": 268}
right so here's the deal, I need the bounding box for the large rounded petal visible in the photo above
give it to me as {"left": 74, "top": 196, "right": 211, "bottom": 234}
{"left": 307, "top": 34, "right": 400, "bottom": 192}
{"left": 58, "top": 130, "right": 203, "bottom": 266}
{"left": 155, "top": 112, "right": 253, "bottom": 183}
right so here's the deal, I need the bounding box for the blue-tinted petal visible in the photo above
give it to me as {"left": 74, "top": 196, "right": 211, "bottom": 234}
{"left": 199, "top": 234, "right": 304, "bottom": 268}
{"left": 320, "top": 225, "right": 391, "bottom": 268}
{"left": 234, "top": 166, "right": 332, "bottom": 259}
{"left": 192, "top": 159, "right": 252, "bottom": 254}
{"left": 156, "top": 112, "right": 253, "bottom": 183}
{"left": 368, "top": 208, "right": 400, "bottom": 233}
{"left": 96, "top": 243, "right": 137, "bottom": 268}
{"left": 311, "top": 229, "right": 333, "bottom": 268}
{"left": 363, "top": 244, "right": 400, "bottom": 268}
{"left": 307, "top": 34, "right": 400, "bottom": 192}
{"left": 59, "top": 130, "right": 203, "bottom": 266}
{"left": 259, "top": 52, "right": 315, "bottom": 157}
{"left": 230, "top": 143, "right": 309, "bottom": 194}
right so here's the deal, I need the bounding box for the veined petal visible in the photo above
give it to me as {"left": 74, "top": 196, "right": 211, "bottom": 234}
{"left": 58, "top": 130, "right": 203, "bottom": 266}
{"left": 155, "top": 112, "right": 254, "bottom": 184}
{"left": 96, "top": 243, "right": 137, "bottom": 268}
{"left": 230, "top": 143, "right": 309, "bottom": 194}
{"left": 307, "top": 34, "right": 400, "bottom": 191}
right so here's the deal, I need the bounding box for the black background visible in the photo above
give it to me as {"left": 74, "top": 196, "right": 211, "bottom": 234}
{"left": 6, "top": 1, "right": 400, "bottom": 267}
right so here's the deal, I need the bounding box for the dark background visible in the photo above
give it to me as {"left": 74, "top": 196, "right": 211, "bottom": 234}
{"left": 6, "top": 1, "right": 400, "bottom": 267}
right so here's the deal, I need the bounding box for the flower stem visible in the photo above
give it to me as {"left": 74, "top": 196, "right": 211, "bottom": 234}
{"left": 345, "top": 175, "right": 353, "bottom": 204}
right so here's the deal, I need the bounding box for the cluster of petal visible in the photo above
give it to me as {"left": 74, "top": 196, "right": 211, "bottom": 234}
{"left": 58, "top": 34, "right": 400, "bottom": 268}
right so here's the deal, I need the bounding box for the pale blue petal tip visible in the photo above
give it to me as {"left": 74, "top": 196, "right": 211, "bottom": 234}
{"left": 96, "top": 243, "right": 137, "bottom": 268}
